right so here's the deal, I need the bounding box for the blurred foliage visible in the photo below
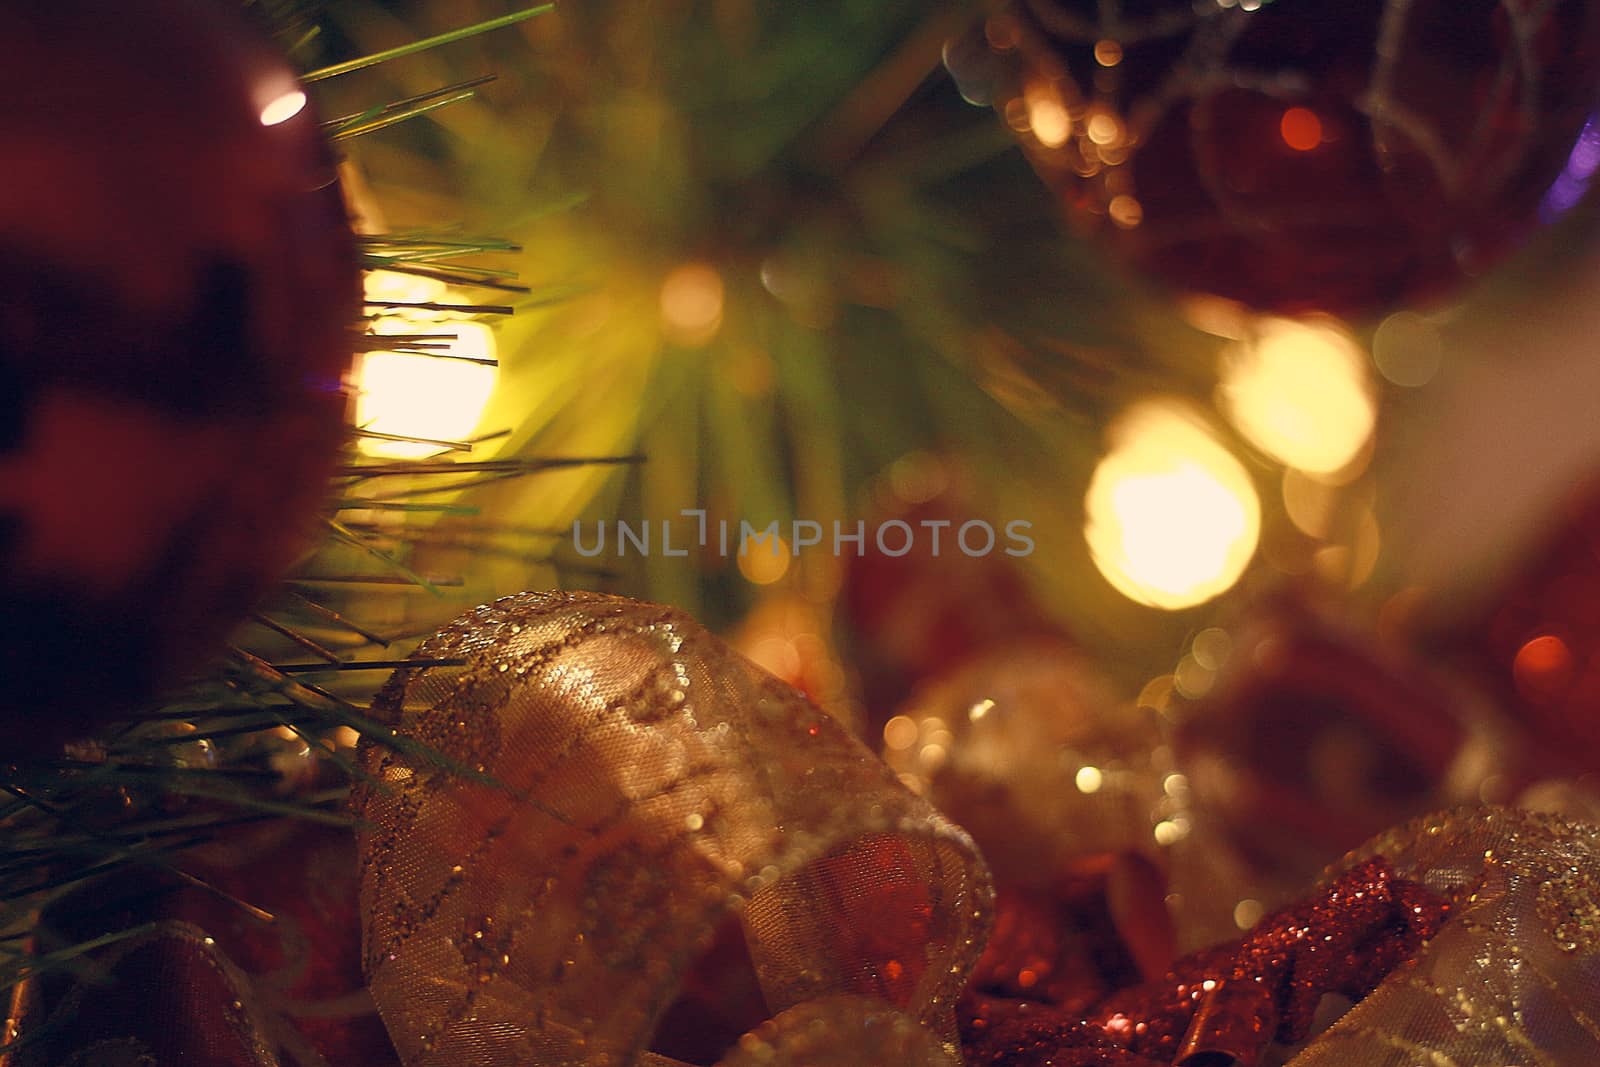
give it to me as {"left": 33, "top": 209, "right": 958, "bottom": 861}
{"left": 311, "top": 0, "right": 1238, "bottom": 665}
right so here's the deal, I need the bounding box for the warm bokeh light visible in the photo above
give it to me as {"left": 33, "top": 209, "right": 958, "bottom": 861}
{"left": 660, "top": 262, "right": 725, "bottom": 346}
{"left": 1515, "top": 634, "right": 1574, "bottom": 704}
{"left": 883, "top": 715, "right": 919, "bottom": 751}
{"left": 1281, "top": 468, "right": 1338, "bottom": 538}
{"left": 1093, "top": 39, "right": 1123, "bottom": 67}
{"left": 1280, "top": 106, "right": 1322, "bottom": 151}
{"left": 356, "top": 320, "right": 498, "bottom": 459}
{"left": 1085, "top": 110, "right": 1121, "bottom": 147}
{"left": 737, "top": 535, "right": 790, "bottom": 585}
{"left": 363, "top": 269, "right": 448, "bottom": 309}
{"left": 1191, "top": 627, "right": 1232, "bottom": 671}
{"left": 1174, "top": 653, "right": 1215, "bottom": 698}
{"left": 1372, "top": 310, "right": 1443, "bottom": 388}
{"left": 887, "top": 450, "right": 949, "bottom": 505}
{"left": 1136, "top": 674, "right": 1176, "bottom": 715}
{"left": 258, "top": 88, "right": 307, "bottom": 127}
{"left": 747, "top": 635, "right": 802, "bottom": 681}
{"left": 1312, "top": 506, "right": 1382, "bottom": 589}
{"left": 1023, "top": 82, "right": 1072, "bottom": 148}
{"left": 1085, "top": 399, "right": 1261, "bottom": 610}
{"left": 1178, "top": 295, "right": 1251, "bottom": 341}
{"left": 1219, "top": 317, "right": 1376, "bottom": 475}
{"left": 1108, "top": 194, "right": 1143, "bottom": 229}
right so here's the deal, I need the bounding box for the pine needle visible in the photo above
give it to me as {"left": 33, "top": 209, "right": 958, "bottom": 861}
{"left": 301, "top": 5, "right": 555, "bottom": 82}
{"left": 331, "top": 89, "right": 481, "bottom": 140}
{"left": 351, "top": 428, "right": 474, "bottom": 452}
{"left": 323, "top": 518, "right": 446, "bottom": 597}
{"left": 332, "top": 499, "right": 481, "bottom": 514}
{"left": 283, "top": 591, "right": 391, "bottom": 648}
{"left": 361, "top": 300, "right": 515, "bottom": 315}
{"left": 250, "top": 613, "right": 342, "bottom": 663}
{"left": 341, "top": 455, "right": 645, "bottom": 477}
{"left": 290, "top": 574, "right": 465, "bottom": 587}
{"left": 270, "top": 658, "right": 468, "bottom": 675}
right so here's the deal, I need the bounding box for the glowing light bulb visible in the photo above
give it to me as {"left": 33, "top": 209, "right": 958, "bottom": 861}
{"left": 363, "top": 270, "right": 448, "bottom": 313}
{"left": 259, "top": 88, "right": 307, "bottom": 127}
{"left": 356, "top": 320, "right": 498, "bottom": 459}
{"left": 1085, "top": 400, "right": 1260, "bottom": 610}
{"left": 1218, "top": 317, "right": 1375, "bottom": 475}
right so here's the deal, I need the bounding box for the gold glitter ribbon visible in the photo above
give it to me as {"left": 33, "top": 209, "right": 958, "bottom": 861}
{"left": 353, "top": 591, "right": 992, "bottom": 1066}
{"left": 1287, "top": 806, "right": 1600, "bottom": 1065}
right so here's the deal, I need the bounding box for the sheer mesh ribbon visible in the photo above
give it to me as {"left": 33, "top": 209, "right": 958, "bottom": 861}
{"left": 353, "top": 591, "right": 993, "bottom": 1066}
{"left": 1288, "top": 806, "right": 1600, "bottom": 1065}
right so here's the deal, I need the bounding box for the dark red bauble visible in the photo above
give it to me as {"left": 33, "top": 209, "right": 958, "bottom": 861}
{"left": 1175, "top": 602, "right": 1468, "bottom": 880}
{"left": 974, "top": 0, "right": 1600, "bottom": 316}
{"left": 0, "top": 1, "right": 359, "bottom": 747}
{"left": 7, "top": 821, "right": 400, "bottom": 1066}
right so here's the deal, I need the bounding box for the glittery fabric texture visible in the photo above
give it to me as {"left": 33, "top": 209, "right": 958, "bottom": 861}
{"left": 1290, "top": 807, "right": 1600, "bottom": 1065}
{"left": 353, "top": 591, "right": 993, "bottom": 1066}
{"left": 961, "top": 857, "right": 1446, "bottom": 1066}
{"left": 964, "top": 807, "right": 1600, "bottom": 1066}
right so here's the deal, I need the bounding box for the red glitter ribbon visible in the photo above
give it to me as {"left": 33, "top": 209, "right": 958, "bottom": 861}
{"left": 963, "top": 857, "right": 1448, "bottom": 1067}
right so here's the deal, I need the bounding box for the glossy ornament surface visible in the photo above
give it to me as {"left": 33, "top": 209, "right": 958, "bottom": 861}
{"left": 970, "top": 0, "right": 1600, "bottom": 315}
{"left": 0, "top": 0, "right": 359, "bottom": 743}
{"left": 883, "top": 641, "right": 1176, "bottom": 890}
{"left": 1174, "top": 604, "right": 1474, "bottom": 880}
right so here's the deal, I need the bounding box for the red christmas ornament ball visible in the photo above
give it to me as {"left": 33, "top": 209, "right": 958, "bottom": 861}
{"left": 968, "top": 0, "right": 1600, "bottom": 316}
{"left": 0, "top": 1, "right": 359, "bottom": 746}
{"left": 11, "top": 820, "right": 400, "bottom": 1065}
{"left": 1175, "top": 602, "right": 1469, "bottom": 880}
